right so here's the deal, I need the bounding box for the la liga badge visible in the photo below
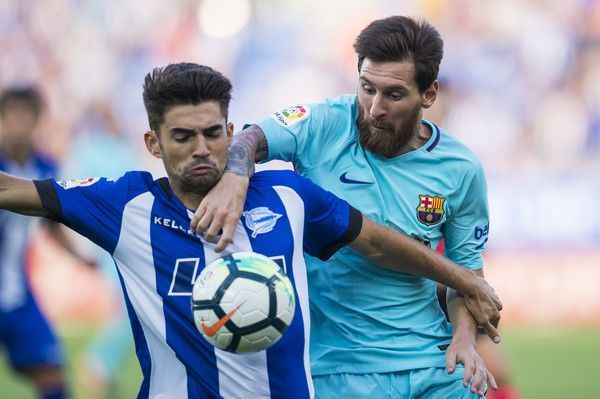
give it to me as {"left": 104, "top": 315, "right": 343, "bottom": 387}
{"left": 271, "top": 105, "right": 310, "bottom": 127}
{"left": 58, "top": 177, "right": 100, "bottom": 189}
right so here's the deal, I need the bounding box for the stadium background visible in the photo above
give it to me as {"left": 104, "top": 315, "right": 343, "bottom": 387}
{"left": 1, "top": 0, "right": 599, "bottom": 397}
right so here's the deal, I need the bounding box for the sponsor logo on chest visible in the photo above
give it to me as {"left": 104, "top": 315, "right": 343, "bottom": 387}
{"left": 153, "top": 216, "right": 202, "bottom": 240}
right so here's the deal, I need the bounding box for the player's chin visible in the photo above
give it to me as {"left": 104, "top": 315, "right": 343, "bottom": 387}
{"left": 186, "top": 173, "right": 220, "bottom": 191}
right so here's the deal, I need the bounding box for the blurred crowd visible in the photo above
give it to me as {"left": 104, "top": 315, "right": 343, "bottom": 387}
{"left": 1, "top": 0, "right": 599, "bottom": 247}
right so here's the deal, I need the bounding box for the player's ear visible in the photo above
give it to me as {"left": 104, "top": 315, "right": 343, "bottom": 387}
{"left": 226, "top": 122, "right": 234, "bottom": 148}
{"left": 144, "top": 130, "right": 163, "bottom": 159}
{"left": 421, "top": 80, "right": 439, "bottom": 109}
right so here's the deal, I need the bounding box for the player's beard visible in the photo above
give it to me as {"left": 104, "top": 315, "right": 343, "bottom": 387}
{"left": 357, "top": 103, "right": 422, "bottom": 158}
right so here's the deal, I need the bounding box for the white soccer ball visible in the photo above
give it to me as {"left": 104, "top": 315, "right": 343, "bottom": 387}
{"left": 191, "top": 252, "right": 296, "bottom": 353}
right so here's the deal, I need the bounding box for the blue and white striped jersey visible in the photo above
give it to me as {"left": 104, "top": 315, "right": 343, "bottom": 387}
{"left": 0, "top": 151, "right": 55, "bottom": 311}
{"left": 34, "top": 169, "right": 360, "bottom": 399}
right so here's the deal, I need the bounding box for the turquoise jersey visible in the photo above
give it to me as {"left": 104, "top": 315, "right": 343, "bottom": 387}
{"left": 256, "top": 94, "right": 490, "bottom": 375}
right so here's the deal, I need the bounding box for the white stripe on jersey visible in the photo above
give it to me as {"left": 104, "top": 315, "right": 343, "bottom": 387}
{"left": 113, "top": 192, "right": 188, "bottom": 398}
{"left": 0, "top": 213, "right": 30, "bottom": 310}
{"left": 201, "top": 220, "right": 271, "bottom": 399}
{"left": 273, "top": 186, "right": 314, "bottom": 399}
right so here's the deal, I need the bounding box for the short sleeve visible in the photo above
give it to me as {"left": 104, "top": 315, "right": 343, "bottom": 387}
{"left": 443, "top": 162, "right": 489, "bottom": 270}
{"left": 255, "top": 96, "right": 357, "bottom": 171}
{"left": 293, "top": 173, "right": 362, "bottom": 260}
{"left": 34, "top": 172, "right": 152, "bottom": 254}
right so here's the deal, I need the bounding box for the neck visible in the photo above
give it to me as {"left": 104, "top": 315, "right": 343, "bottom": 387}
{"left": 407, "top": 121, "right": 432, "bottom": 151}
{"left": 171, "top": 185, "right": 206, "bottom": 210}
{"left": 387, "top": 120, "right": 431, "bottom": 158}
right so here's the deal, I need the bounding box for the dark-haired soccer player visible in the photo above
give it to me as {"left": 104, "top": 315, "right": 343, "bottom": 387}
{"left": 192, "top": 16, "right": 499, "bottom": 398}
{"left": 0, "top": 62, "right": 499, "bottom": 398}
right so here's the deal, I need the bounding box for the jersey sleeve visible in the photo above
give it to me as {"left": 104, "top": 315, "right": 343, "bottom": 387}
{"left": 33, "top": 172, "right": 151, "bottom": 255}
{"left": 293, "top": 173, "right": 362, "bottom": 260}
{"left": 443, "top": 161, "right": 489, "bottom": 270}
{"left": 255, "top": 98, "right": 353, "bottom": 171}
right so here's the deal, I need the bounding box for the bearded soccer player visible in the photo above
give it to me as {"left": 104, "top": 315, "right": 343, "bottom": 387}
{"left": 0, "top": 63, "right": 500, "bottom": 398}
{"left": 192, "top": 16, "right": 500, "bottom": 398}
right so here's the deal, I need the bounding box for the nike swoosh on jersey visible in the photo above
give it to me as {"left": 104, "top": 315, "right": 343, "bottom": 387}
{"left": 339, "top": 172, "right": 373, "bottom": 185}
{"left": 201, "top": 304, "right": 242, "bottom": 337}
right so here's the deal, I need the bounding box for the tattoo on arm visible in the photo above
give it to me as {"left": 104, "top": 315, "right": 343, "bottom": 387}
{"left": 226, "top": 125, "right": 268, "bottom": 178}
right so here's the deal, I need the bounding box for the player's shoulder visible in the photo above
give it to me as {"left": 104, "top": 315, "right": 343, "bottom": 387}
{"left": 317, "top": 94, "right": 357, "bottom": 119}
{"left": 121, "top": 170, "right": 156, "bottom": 187}
{"left": 250, "top": 169, "right": 301, "bottom": 188}
{"left": 427, "top": 121, "right": 484, "bottom": 172}
{"left": 269, "top": 94, "right": 356, "bottom": 129}
{"left": 57, "top": 170, "right": 155, "bottom": 198}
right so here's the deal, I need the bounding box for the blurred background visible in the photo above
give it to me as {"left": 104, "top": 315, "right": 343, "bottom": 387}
{"left": 0, "top": 0, "right": 599, "bottom": 398}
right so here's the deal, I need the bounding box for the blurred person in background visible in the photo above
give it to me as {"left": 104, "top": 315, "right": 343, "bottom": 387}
{"left": 60, "top": 101, "right": 137, "bottom": 398}
{"left": 193, "top": 16, "right": 500, "bottom": 398}
{"left": 0, "top": 86, "right": 67, "bottom": 399}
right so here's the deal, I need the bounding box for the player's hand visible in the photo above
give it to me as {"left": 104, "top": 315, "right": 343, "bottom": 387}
{"left": 463, "top": 276, "right": 502, "bottom": 343}
{"left": 190, "top": 171, "right": 249, "bottom": 252}
{"left": 446, "top": 336, "right": 497, "bottom": 397}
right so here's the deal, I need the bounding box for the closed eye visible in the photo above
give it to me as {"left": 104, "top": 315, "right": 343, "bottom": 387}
{"left": 388, "top": 92, "right": 405, "bottom": 101}
{"left": 173, "top": 134, "right": 192, "bottom": 143}
{"left": 361, "top": 83, "right": 375, "bottom": 95}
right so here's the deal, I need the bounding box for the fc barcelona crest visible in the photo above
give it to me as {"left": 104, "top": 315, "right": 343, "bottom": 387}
{"left": 416, "top": 195, "right": 445, "bottom": 226}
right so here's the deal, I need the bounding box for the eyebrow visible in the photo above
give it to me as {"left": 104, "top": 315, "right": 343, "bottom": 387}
{"left": 169, "top": 124, "right": 224, "bottom": 135}
{"left": 202, "top": 124, "right": 224, "bottom": 134}
{"left": 359, "top": 77, "right": 408, "bottom": 92}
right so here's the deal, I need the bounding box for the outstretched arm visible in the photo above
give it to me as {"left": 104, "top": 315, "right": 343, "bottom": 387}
{"left": 190, "top": 125, "right": 268, "bottom": 252}
{"left": 0, "top": 172, "right": 49, "bottom": 216}
{"left": 445, "top": 279, "right": 498, "bottom": 396}
{"left": 348, "top": 215, "right": 502, "bottom": 342}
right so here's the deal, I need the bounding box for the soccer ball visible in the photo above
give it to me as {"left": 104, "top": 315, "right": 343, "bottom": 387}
{"left": 191, "top": 252, "right": 296, "bottom": 353}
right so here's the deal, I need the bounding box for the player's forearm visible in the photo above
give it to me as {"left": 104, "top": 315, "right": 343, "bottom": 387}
{"left": 0, "top": 172, "right": 48, "bottom": 216}
{"left": 226, "top": 125, "right": 268, "bottom": 178}
{"left": 350, "top": 217, "right": 478, "bottom": 294}
{"left": 447, "top": 288, "right": 478, "bottom": 344}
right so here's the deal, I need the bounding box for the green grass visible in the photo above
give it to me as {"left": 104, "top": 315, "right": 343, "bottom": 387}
{"left": 0, "top": 324, "right": 141, "bottom": 399}
{"left": 502, "top": 328, "right": 600, "bottom": 399}
{"left": 1, "top": 326, "right": 599, "bottom": 398}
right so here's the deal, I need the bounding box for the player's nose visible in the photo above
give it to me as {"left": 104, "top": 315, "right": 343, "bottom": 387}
{"left": 193, "top": 135, "right": 211, "bottom": 157}
{"left": 369, "top": 93, "right": 387, "bottom": 118}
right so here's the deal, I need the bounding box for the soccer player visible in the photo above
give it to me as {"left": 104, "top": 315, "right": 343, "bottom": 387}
{"left": 0, "top": 87, "right": 67, "bottom": 399}
{"left": 0, "top": 63, "right": 500, "bottom": 398}
{"left": 192, "top": 16, "right": 498, "bottom": 398}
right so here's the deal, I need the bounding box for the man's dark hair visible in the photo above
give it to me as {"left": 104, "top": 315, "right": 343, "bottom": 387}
{"left": 354, "top": 16, "right": 443, "bottom": 92}
{"left": 143, "top": 63, "right": 233, "bottom": 132}
{"left": 0, "top": 86, "right": 44, "bottom": 118}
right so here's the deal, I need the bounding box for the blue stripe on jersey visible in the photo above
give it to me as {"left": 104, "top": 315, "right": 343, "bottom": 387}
{"left": 115, "top": 264, "right": 152, "bottom": 399}
{"left": 426, "top": 122, "right": 441, "bottom": 152}
{"left": 244, "top": 184, "right": 311, "bottom": 399}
